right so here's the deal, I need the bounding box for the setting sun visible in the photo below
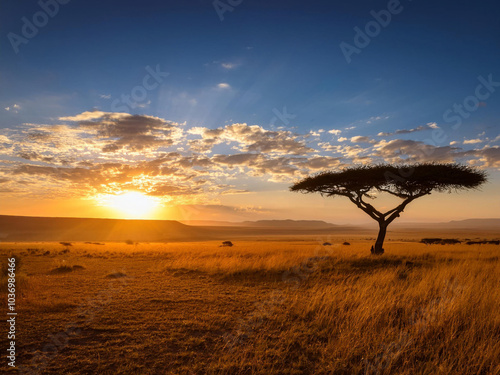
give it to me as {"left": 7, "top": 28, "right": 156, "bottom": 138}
{"left": 99, "top": 191, "right": 161, "bottom": 219}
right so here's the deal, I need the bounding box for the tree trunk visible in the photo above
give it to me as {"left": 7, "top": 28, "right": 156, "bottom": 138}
{"left": 372, "top": 221, "right": 387, "bottom": 255}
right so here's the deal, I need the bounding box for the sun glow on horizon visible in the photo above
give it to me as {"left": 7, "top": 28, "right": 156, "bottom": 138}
{"left": 98, "top": 191, "right": 162, "bottom": 219}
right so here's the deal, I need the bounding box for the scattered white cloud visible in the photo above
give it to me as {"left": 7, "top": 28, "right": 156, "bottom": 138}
{"left": 328, "top": 129, "right": 341, "bottom": 135}
{"left": 350, "top": 136, "right": 374, "bottom": 143}
{"left": 221, "top": 62, "right": 239, "bottom": 69}
{"left": 60, "top": 111, "right": 127, "bottom": 121}
{"left": 0, "top": 135, "right": 11, "bottom": 143}
{"left": 463, "top": 139, "right": 483, "bottom": 144}
{"left": 4, "top": 104, "right": 21, "bottom": 113}
{"left": 366, "top": 115, "right": 390, "bottom": 124}
{"left": 136, "top": 100, "right": 151, "bottom": 108}
{"left": 1, "top": 110, "right": 498, "bottom": 202}
{"left": 189, "top": 123, "right": 312, "bottom": 155}
{"left": 99, "top": 94, "right": 111, "bottom": 99}
{"left": 377, "top": 123, "right": 439, "bottom": 137}
{"left": 60, "top": 111, "right": 180, "bottom": 153}
{"left": 217, "top": 83, "right": 231, "bottom": 89}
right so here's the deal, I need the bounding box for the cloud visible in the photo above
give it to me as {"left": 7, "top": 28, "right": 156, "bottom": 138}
{"left": 463, "top": 139, "right": 483, "bottom": 144}
{"left": 328, "top": 129, "right": 341, "bottom": 135}
{"left": 220, "top": 189, "right": 250, "bottom": 195}
{"left": 217, "top": 83, "right": 231, "bottom": 89}
{"left": 60, "top": 111, "right": 127, "bottom": 122}
{"left": 3, "top": 110, "right": 499, "bottom": 204}
{"left": 136, "top": 100, "right": 151, "bottom": 108}
{"left": 350, "top": 136, "right": 374, "bottom": 143}
{"left": 366, "top": 115, "right": 389, "bottom": 124}
{"left": 61, "top": 111, "right": 180, "bottom": 153}
{"left": 4, "top": 104, "right": 21, "bottom": 113}
{"left": 293, "top": 156, "right": 343, "bottom": 170}
{"left": 372, "top": 139, "right": 462, "bottom": 163}
{"left": 377, "top": 123, "right": 439, "bottom": 137}
{"left": 147, "top": 184, "right": 202, "bottom": 196}
{"left": 189, "top": 123, "right": 313, "bottom": 155}
{"left": 221, "top": 62, "right": 239, "bottom": 69}
{"left": 99, "top": 94, "right": 111, "bottom": 99}
{"left": 472, "top": 146, "right": 500, "bottom": 168}
{"left": 17, "top": 152, "right": 54, "bottom": 162}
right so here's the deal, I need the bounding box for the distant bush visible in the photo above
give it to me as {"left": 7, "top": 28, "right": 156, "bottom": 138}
{"left": 49, "top": 260, "right": 85, "bottom": 274}
{"left": 125, "top": 240, "right": 135, "bottom": 245}
{"left": 220, "top": 241, "right": 234, "bottom": 247}
{"left": 323, "top": 242, "right": 332, "bottom": 246}
{"left": 343, "top": 242, "right": 350, "bottom": 246}
{"left": 421, "top": 238, "right": 461, "bottom": 245}
{"left": 50, "top": 265, "right": 74, "bottom": 274}
{"left": 60, "top": 242, "right": 72, "bottom": 247}
{"left": 466, "top": 240, "right": 500, "bottom": 245}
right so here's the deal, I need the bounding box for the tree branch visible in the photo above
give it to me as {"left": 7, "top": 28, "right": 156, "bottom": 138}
{"left": 348, "top": 194, "right": 381, "bottom": 221}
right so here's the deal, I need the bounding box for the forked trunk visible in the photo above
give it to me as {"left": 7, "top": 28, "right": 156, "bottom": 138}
{"left": 372, "top": 221, "right": 387, "bottom": 255}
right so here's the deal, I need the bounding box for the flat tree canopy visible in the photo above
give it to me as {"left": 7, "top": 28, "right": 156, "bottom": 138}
{"left": 290, "top": 163, "right": 487, "bottom": 254}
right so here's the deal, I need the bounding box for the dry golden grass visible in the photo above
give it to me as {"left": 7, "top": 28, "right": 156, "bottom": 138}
{"left": 1, "top": 237, "right": 499, "bottom": 374}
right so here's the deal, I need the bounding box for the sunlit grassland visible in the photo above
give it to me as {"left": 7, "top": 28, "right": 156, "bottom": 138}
{"left": 1, "top": 238, "right": 499, "bottom": 374}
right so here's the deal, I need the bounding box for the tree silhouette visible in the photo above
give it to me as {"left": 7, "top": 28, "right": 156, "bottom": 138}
{"left": 290, "top": 163, "right": 487, "bottom": 255}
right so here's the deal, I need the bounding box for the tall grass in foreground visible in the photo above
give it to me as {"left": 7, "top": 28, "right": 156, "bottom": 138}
{"left": 210, "top": 255, "right": 500, "bottom": 374}
{"left": 1, "top": 241, "right": 499, "bottom": 374}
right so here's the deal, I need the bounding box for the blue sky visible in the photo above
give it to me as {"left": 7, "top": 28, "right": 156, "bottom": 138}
{"left": 0, "top": 0, "right": 499, "bottom": 222}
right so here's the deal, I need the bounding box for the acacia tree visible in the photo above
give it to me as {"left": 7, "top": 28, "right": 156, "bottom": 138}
{"left": 290, "top": 163, "right": 487, "bottom": 255}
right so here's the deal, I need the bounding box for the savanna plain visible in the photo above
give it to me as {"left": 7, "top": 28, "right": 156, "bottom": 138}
{"left": 1, "top": 233, "right": 500, "bottom": 375}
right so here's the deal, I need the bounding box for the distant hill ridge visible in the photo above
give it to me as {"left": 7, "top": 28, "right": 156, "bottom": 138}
{"left": 0, "top": 215, "right": 498, "bottom": 242}
{"left": 0, "top": 215, "right": 349, "bottom": 242}
{"left": 0, "top": 215, "right": 204, "bottom": 242}
{"left": 241, "top": 220, "right": 337, "bottom": 228}
{"left": 393, "top": 218, "right": 500, "bottom": 229}
{"left": 181, "top": 219, "right": 337, "bottom": 228}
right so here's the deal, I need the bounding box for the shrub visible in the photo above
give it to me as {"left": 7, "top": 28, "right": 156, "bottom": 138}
{"left": 421, "top": 238, "right": 461, "bottom": 245}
